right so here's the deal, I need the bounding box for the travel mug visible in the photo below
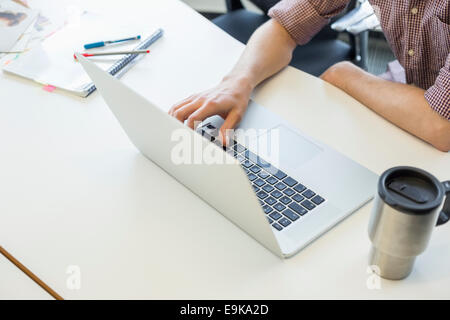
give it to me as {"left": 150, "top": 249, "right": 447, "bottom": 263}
{"left": 368, "top": 166, "right": 450, "bottom": 280}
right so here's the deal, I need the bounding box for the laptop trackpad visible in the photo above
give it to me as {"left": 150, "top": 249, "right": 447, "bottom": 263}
{"left": 253, "top": 125, "right": 322, "bottom": 169}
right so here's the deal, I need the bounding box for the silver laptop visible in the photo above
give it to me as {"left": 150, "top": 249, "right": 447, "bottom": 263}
{"left": 78, "top": 54, "right": 378, "bottom": 258}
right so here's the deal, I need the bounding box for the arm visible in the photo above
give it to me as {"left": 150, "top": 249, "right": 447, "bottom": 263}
{"left": 227, "top": 19, "right": 296, "bottom": 90}
{"left": 321, "top": 62, "right": 450, "bottom": 152}
{"left": 169, "top": 0, "right": 350, "bottom": 144}
{"left": 169, "top": 19, "right": 296, "bottom": 144}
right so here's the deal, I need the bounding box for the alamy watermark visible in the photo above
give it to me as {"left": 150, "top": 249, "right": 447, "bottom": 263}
{"left": 170, "top": 125, "right": 281, "bottom": 167}
{"left": 66, "top": 265, "right": 81, "bottom": 290}
{"left": 366, "top": 265, "right": 382, "bottom": 290}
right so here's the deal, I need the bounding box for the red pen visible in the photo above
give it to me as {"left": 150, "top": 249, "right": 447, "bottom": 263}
{"left": 74, "top": 50, "right": 150, "bottom": 59}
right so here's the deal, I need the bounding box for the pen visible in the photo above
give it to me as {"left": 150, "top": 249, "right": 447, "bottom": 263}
{"left": 83, "top": 35, "right": 141, "bottom": 49}
{"left": 0, "top": 246, "right": 63, "bottom": 300}
{"left": 0, "top": 51, "right": 26, "bottom": 54}
{"left": 74, "top": 50, "right": 150, "bottom": 59}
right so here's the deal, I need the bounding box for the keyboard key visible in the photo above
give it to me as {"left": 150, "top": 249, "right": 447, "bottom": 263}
{"left": 227, "top": 149, "right": 237, "bottom": 157}
{"left": 273, "top": 169, "right": 287, "bottom": 180}
{"left": 244, "top": 150, "right": 257, "bottom": 161}
{"left": 288, "top": 202, "right": 308, "bottom": 215}
{"left": 233, "top": 144, "right": 246, "bottom": 153}
{"left": 311, "top": 195, "right": 325, "bottom": 205}
{"left": 267, "top": 217, "right": 273, "bottom": 224}
{"left": 279, "top": 196, "right": 292, "bottom": 205}
{"left": 283, "top": 177, "right": 298, "bottom": 187}
{"left": 244, "top": 169, "right": 249, "bottom": 174}
{"left": 274, "top": 202, "right": 286, "bottom": 211}
{"left": 282, "top": 209, "right": 300, "bottom": 221}
{"left": 263, "top": 205, "right": 273, "bottom": 214}
{"left": 269, "top": 212, "right": 282, "bottom": 220}
{"left": 257, "top": 190, "right": 268, "bottom": 199}
{"left": 259, "top": 200, "right": 264, "bottom": 206}
{"left": 265, "top": 165, "right": 278, "bottom": 175}
{"left": 245, "top": 151, "right": 270, "bottom": 167}
{"left": 254, "top": 178, "right": 265, "bottom": 187}
{"left": 292, "top": 194, "right": 305, "bottom": 202}
{"left": 275, "top": 182, "right": 287, "bottom": 191}
{"left": 271, "top": 190, "right": 283, "bottom": 199}
{"left": 256, "top": 157, "right": 270, "bottom": 168}
{"left": 264, "top": 197, "right": 277, "bottom": 206}
{"left": 201, "top": 130, "right": 215, "bottom": 142}
{"left": 283, "top": 188, "right": 295, "bottom": 196}
{"left": 272, "top": 223, "right": 283, "bottom": 231}
{"left": 258, "top": 171, "right": 270, "bottom": 179}
{"left": 302, "top": 189, "right": 316, "bottom": 199}
{"left": 266, "top": 176, "right": 278, "bottom": 185}
{"left": 301, "top": 200, "right": 315, "bottom": 210}
{"left": 293, "top": 184, "right": 306, "bottom": 193}
{"left": 250, "top": 165, "right": 261, "bottom": 174}
{"left": 236, "top": 154, "right": 245, "bottom": 162}
{"left": 279, "top": 217, "right": 292, "bottom": 227}
{"left": 262, "top": 185, "right": 274, "bottom": 193}
{"left": 266, "top": 166, "right": 287, "bottom": 180}
{"left": 242, "top": 160, "right": 253, "bottom": 168}
{"left": 247, "top": 173, "right": 257, "bottom": 181}
{"left": 252, "top": 185, "right": 260, "bottom": 192}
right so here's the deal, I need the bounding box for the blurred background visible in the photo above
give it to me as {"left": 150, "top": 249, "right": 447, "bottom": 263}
{"left": 181, "top": 0, "right": 395, "bottom": 77}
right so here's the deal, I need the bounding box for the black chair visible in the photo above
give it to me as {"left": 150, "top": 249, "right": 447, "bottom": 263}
{"left": 212, "top": 0, "right": 367, "bottom": 76}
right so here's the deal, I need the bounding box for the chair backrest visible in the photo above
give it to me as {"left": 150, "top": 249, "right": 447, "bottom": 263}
{"left": 227, "top": 0, "right": 357, "bottom": 20}
{"left": 248, "top": 0, "right": 280, "bottom": 14}
{"left": 226, "top": 0, "right": 276, "bottom": 14}
{"left": 227, "top": 0, "right": 358, "bottom": 40}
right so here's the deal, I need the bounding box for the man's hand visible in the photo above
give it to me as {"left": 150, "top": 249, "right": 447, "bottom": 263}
{"left": 168, "top": 76, "right": 252, "bottom": 145}
{"left": 168, "top": 19, "right": 297, "bottom": 145}
{"left": 320, "top": 62, "right": 450, "bottom": 152}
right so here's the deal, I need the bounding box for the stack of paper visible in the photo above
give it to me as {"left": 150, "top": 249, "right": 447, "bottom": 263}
{"left": 0, "top": 0, "right": 39, "bottom": 54}
{"left": 3, "top": 10, "right": 154, "bottom": 96}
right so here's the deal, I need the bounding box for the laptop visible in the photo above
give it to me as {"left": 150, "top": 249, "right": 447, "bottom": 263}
{"left": 77, "top": 54, "right": 378, "bottom": 258}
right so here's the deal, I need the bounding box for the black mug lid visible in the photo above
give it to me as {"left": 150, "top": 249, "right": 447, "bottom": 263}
{"left": 378, "top": 166, "right": 444, "bottom": 214}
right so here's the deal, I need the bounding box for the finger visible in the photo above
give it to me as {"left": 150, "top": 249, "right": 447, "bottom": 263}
{"left": 219, "top": 108, "right": 244, "bottom": 146}
{"left": 186, "top": 102, "right": 222, "bottom": 130}
{"left": 173, "top": 99, "right": 203, "bottom": 123}
{"left": 168, "top": 95, "right": 196, "bottom": 115}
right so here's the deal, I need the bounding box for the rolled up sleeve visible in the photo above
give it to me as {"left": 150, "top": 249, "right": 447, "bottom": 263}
{"left": 424, "top": 54, "right": 450, "bottom": 120}
{"left": 268, "top": 0, "right": 350, "bottom": 45}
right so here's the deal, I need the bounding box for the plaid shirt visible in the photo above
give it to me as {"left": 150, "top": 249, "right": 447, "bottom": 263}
{"left": 268, "top": 0, "right": 450, "bottom": 120}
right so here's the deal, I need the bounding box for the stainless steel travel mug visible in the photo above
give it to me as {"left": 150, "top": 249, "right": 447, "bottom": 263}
{"left": 368, "top": 166, "right": 450, "bottom": 280}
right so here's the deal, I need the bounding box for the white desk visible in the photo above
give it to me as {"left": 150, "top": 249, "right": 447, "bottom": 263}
{"left": 0, "top": 0, "right": 449, "bottom": 299}
{"left": 0, "top": 253, "right": 51, "bottom": 300}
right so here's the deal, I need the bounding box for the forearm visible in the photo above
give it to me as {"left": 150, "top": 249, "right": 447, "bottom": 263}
{"left": 322, "top": 63, "right": 450, "bottom": 152}
{"left": 225, "top": 19, "right": 297, "bottom": 90}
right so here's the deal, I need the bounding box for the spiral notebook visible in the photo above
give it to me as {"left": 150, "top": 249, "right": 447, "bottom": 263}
{"left": 81, "top": 28, "right": 163, "bottom": 97}
{"left": 3, "top": 12, "right": 163, "bottom": 97}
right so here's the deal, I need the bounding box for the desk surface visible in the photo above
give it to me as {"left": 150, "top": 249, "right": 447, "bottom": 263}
{"left": 0, "top": 253, "right": 51, "bottom": 300}
{"left": 1, "top": 0, "right": 449, "bottom": 299}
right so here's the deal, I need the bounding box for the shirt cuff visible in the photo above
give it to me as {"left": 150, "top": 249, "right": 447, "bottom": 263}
{"left": 268, "top": 0, "right": 330, "bottom": 45}
{"left": 424, "top": 55, "right": 450, "bottom": 120}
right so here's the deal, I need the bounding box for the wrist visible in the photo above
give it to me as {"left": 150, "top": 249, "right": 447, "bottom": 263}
{"left": 222, "top": 74, "right": 255, "bottom": 93}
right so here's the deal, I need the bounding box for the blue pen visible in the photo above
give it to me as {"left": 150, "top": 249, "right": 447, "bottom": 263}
{"left": 83, "top": 35, "right": 141, "bottom": 49}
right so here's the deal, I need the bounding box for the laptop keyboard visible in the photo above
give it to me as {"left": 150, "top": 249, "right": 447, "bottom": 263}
{"left": 200, "top": 124, "right": 326, "bottom": 232}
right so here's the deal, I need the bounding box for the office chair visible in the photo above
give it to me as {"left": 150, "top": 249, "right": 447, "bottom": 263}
{"left": 212, "top": 0, "right": 369, "bottom": 76}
